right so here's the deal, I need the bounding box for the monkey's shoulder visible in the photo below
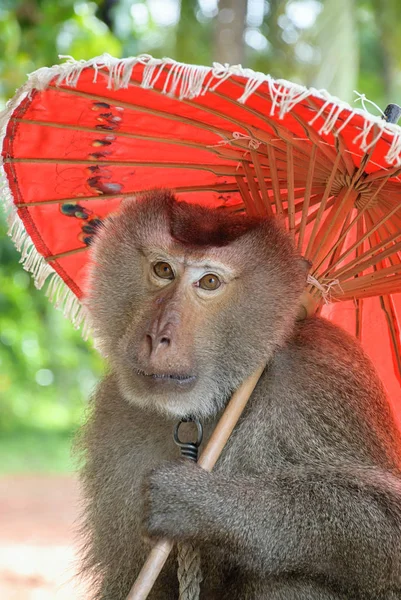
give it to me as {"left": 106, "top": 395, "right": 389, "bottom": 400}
{"left": 246, "top": 316, "right": 401, "bottom": 467}
{"left": 279, "top": 316, "right": 384, "bottom": 390}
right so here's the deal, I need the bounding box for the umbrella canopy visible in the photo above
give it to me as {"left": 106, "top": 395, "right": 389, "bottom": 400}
{"left": 1, "top": 54, "right": 401, "bottom": 422}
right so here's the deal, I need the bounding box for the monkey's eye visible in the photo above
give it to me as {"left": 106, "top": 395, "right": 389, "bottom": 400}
{"left": 153, "top": 261, "right": 174, "bottom": 280}
{"left": 198, "top": 274, "right": 221, "bottom": 290}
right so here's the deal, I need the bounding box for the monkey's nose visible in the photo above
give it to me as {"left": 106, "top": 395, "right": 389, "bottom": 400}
{"left": 146, "top": 330, "right": 171, "bottom": 357}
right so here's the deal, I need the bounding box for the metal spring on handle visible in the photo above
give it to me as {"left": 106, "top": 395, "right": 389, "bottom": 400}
{"left": 173, "top": 417, "right": 203, "bottom": 462}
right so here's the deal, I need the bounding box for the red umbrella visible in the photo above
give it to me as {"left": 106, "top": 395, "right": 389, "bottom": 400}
{"left": 1, "top": 53, "right": 401, "bottom": 424}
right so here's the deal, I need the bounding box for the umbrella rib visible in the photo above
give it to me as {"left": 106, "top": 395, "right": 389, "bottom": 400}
{"left": 234, "top": 176, "right": 258, "bottom": 216}
{"left": 368, "top": 205, "right": 401, "bottom": 266}
{"left": 49, "top": 84, "right": 331, "bottom": 176}
{"left": 334, "top": 279, "right": 401, "bottom": 299}
{"left": 294, "top": 197, "right": 336, "bottom": 234}
{"left": 320, "top": 174, "right": 394, "bottom": 277}
{"left": 354, "top": 217, "right": 365, "bottom": 340}
{"left": 116, "top": 70, "right": 331, "bottom": 173}
{"left": 266, "top": 144, "right": 283, "bottom": 216}
{"left": 334, "top": 236, "right": 401, "bottom": 281}
{"left": 45, "top": 247, "right": 88, "bottom": 262}
{"left": 13, "top": 116, "right": 275, "bottom": 167}
{"left": 118, "top": 75, "right": 330, "bottom": 169}
{"left": 12, "top": 118, "right": 210, "bottom": 150}
{"left": 380, "top": 295, "right": 401, "bottom": 384}
{"left": 333, "top": 239, "right": 401, "bottom": 281}
{"left": 286, "top": 144, "right": 295, "bottom": 236}
{"left": 211, "top": 87, "right": 338, "bottom": 170}
{"left": 364, "top": 165, "right": 401, "bottom": 183}
{"left": 15, "top": 184, "right": 243, "bottom": 207}
{"left": 4, "top": 157, "right": 244, "bottom": 176}
{"left": 310, "top": 186, "right": 359, "bottom": 268}
{"left": 250, "top": 149, "right": 273, "bottom": 217}
{"left": 297, "top": 145, "right": 317, "bottom": 251}
{"left": 241, "top": 161, "right": 265, "bottom": 216}
{"left": 48, "top": 85, "right": 246, "bottom": 141}
{"left": 305, "top": 97, "right": 356, "bottom": 176}
{"left": 304, "top": 151, "right": 343, "bottom": 260}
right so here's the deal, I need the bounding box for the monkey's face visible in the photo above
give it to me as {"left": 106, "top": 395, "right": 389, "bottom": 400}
{"left": 86, "top": 191, "right": 308, "bottom": 419}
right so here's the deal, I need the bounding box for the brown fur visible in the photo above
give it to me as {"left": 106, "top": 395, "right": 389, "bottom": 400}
{"left": 78, "top": 190, "right": 401, "bottom": 599}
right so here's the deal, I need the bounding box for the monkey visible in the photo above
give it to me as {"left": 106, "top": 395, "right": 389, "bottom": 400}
{"left": 77, "top": 188, "right": 401, "bottom": 600}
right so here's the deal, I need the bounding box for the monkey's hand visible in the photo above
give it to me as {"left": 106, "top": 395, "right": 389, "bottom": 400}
{"left": 143, "top": 459, "right": 210, "bottom": 541}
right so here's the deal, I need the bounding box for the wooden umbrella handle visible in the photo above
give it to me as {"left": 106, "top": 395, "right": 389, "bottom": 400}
{"left": 126, "top": 365, "right": 265, "bottom": 600}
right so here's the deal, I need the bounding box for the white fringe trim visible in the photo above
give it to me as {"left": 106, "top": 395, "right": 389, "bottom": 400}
{"left": 1, "top": 52, "right": 401, "bottom": 336}
{"left": 0, "top": 96, "right": 90, "bottom": 337}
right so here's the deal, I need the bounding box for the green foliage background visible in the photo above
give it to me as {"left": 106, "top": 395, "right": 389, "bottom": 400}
{"left": 1, "top": 0, "right": 401, "bottom": 471}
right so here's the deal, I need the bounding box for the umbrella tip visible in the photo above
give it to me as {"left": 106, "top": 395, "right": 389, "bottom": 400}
{"left": 383, "top": 103, "right": 401, "bottom": 124}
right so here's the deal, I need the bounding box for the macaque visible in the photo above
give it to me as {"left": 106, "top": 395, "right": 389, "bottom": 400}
{"left": 78, "top": 189, "right": 401, "bottom": 599}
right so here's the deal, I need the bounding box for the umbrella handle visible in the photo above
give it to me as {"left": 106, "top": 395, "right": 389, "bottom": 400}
{"left": 126, "top": 364, "right": 265, "bottom": 600}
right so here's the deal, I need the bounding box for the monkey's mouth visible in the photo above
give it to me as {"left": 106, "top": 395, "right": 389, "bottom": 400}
{"left": 136, "top": 369, "right": 196, "bottom": 385}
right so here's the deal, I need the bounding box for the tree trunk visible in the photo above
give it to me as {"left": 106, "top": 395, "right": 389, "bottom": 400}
{"left": 213, "top": 0, "right": 247, "bottom": 65}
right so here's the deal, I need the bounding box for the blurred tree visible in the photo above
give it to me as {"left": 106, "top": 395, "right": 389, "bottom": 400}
{"left": 214, "top": 0, "right": 247, "bottom": 64}
{"left": 310, "top": 0, "right": 359, "bottom": 101}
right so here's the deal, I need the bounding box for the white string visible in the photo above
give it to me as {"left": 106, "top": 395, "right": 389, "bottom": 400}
{"left": 353, "top": 90, "right": 386, "bottom": 118}
{"left": 307, "top": 274, "right": 341, "bottom": 304}
{"left": 208, "top": 131, "right": 261, "bottom": 150}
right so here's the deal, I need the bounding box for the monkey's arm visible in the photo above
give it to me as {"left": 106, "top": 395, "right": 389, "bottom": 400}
{"left": 144, "top": 460, "right": 401, "bottom": 594}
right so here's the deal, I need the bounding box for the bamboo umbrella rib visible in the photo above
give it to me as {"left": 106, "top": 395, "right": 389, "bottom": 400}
{"left": 12, "top": 117, "right": 222, "bottom": 153}
{"left": 49, "top": 84, "right": 249, "bottom": 142}
{"left": 285, "top": 193, "right": 325, "bottom": 220}
{"left": 279, "top": 187, "right": 326, "bottom": 204}
{"left": 335, "top": 239, "right": 401, "bottom": 282}
{"left": 364, "top": 209, "right": 390, "bottom": 265}
{"left": 364, "top": 165, "right": 401, "bottom": 183}
{"left": 304, "top": 151, "right": 343, "bottom": 259}
{"left": 334, "top": 133, "right": 356, "bottom": 177}
{"left": 331, "top": 230, "right": 401, "bottom": 280}
{"left": 120, "top": 74, "right": 266, "bottom": 141}
{"left": 256, "top": 138, "right": 330, "bottom": 177}
{"left": 352, "top": 132, "right": 378, "bottom": 182}
{"left": 235, "top": 176, "right": 257, "bottom": 216}
{"left": 123, "top": 73, "right": 330, "bottom": 172}
{"left": 5, "top": 157, "right": 249, "bottom": 176}
{"left": 310, "top": 186, "right": 359, "bottom": 267}
{"left": 5, "top": 156, "right": 314, "bottom": 187}
{"left": 45, "top": 246, "right": 88, "bottom": 261}
{"left": 329, "top": 204, "right": 401, "bottom": 280}
{"left": 380, "top": 295, "right": 401, "bottom": 381}
{"left": 250, "top": 149, "right": 273, "bottom": 216}
{"left": 355, "top": 217, "right": 365, "bottom": 340}
{"left": 297, "top": 145, "right": 317, "bottom": 251}
{"left": 17, "top": 115, "right": 278, "bottom": 169}
{"left": 340, "top": 262, "right": 401, "bottom": 289}
{"left": 357, "top": 222, "right": 401, "bottom": 379}
{"left": 327, "top": 210, "right": 354, "bottom": 270}
{"left": 368, "top": 206, "right": 401, "bottom": 266}
{"left": 321, "top": 173, "right": 394, "bottom": 277}
{"left": 290, "top": 111, "right": 347, "bottom": 173}
{"left": 266, "top": 144, "right": 283, "bottom": 216}
{"left": 242, "top": 161, "right": 265, "bottom": 215}
{"left": 286, "top": 144, "right": 295, "bottom": 236}
{"left": 210, "top": 88, "right": 327, "bottom": 166}
{"left": 215, "top": 82, "right": 342, "bottom": 170}
{"left": 334, "top": 279, "right": 401, "bottom": 300}
{"left": 380, "top": 197, "right": 401, "bottom": 224}
{"left": 15, "top": 184, "right": 243, "bottom": 207}
{"left": 294, "top": 197, "right": 336, "bottom": 234}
